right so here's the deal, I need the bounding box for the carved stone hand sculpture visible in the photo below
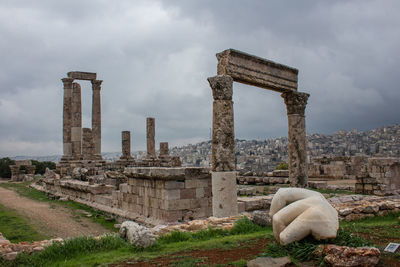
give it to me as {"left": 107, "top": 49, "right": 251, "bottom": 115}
{"left": 269, "top": 188, "right": 339, "bottom": 245}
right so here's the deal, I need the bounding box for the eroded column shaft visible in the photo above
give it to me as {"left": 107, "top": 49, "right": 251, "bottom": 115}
{"left": 146, "top": 117, "right": 156, "bottom": 159}
{"left": 71, "top": 82, "right": 82, "bottom": 159}
{"left": 91, "top": 80, "right": 102, "bottom": 158}
{"left": 121, "top": 131, "right": 131, "bottom": 159}
{"left": 208, "top": 75, "right": 238, "bottom": 217}
{"left": 282, "top": 91, "right": 310, "bottom": 187}
{"left": 62, "top": 78, "right": 74, "bottom": 159}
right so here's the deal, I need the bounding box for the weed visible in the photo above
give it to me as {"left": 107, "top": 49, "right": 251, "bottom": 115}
{"left": 230, "top": 216, "right": 263, "bottom": 235}
{"left": 170, "top": 255, "right": 205, "bottom": 267}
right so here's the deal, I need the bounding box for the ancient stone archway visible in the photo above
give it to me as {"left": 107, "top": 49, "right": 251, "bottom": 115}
{"left": 208, "top": 49, "right": 310, "bottom": 217}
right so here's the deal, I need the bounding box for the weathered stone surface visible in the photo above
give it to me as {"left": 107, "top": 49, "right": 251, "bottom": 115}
{"left": 119, "top": 221, "right": 156, "bottom": 248}
{"left": 247, "top": 256, "right": 291, "bottom": 267}
{"left": 82, "top": 128, "right": 95, "bottom": 160}
{"left": 212, "top": 171, "right": 238, "bottom": 217}
{"left": 44, "top": 168, "right": 60, "bottom": 180}
{"left": 62, "top": 77, "right": 74, "bottom": 158}
{"left": 67, "top": 71, "right": 96, "bottom": 81}
{"left": 71, "top": 82, "right": 82, "bottom": 159}
{"left": 121, "top": 131, "right": 131, "bottom": 159}
{"left": 91, "top": 79, "right": 102, "bottom": 158}
{"left": 208, "top": 75, "right": 233, "bottom": 100}
{"left": 251, "top": 210, "right": 272, "bottom": 227}
{"left": 282, "top": 91, "right": 309, "bottom": 187}
{"left": 316, "top": 245, "right": 380, "bottom": 267}
{"left": 212, "top": 100, "right": 235, "bottom": 172}
{"left": 270, "top": 188, "right": 338, "bottom": 245}
{"left": 146, "top": 117, "right": 156, "bottom": 159}
{"left": 159, "top": 142, "right": 169, "bottom": 156}
{"left": 216, "top": 49, "right": 298, "bottom": 92}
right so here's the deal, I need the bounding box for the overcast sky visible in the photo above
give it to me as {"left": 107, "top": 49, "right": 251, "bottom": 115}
{"left": 0, "top": 0, "right": 399, "bottom": 157}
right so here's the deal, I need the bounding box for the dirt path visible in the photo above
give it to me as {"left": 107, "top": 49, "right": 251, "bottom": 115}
{"left": 0, "top": 186, "right": 112, "bottom": 239}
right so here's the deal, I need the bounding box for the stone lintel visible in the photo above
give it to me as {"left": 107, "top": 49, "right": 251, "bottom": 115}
{"left": 216, "top": 49, "right": 298, "bottom": 92}
{"left": 67, "top": 71, "right": 97, "bottom": 81}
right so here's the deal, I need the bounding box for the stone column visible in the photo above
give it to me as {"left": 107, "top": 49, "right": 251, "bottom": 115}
{"left": 208, "top": 75, "right": 238, "bottom": 217}
{"left": 121, "top": 131, "right": 131, "bottom": 159}
{"left": 281, "top": 91, "right": 310, "bottom": 187}
{"left": 91, "top": 80, "right": 102, "bottom": 159}
{"left": 71, "top": 82, "right": 82, "bottom": 159}
{"left": 82, "top": 128, "right": 94, "bottom": 160}
{"left": 146, "top": 117, "right": 156, "bottom": 159}
{"left": 159, "top": 142, "right": 169, "bottom": 157}
{"left": 61, "top": 78, "right": 74, "bottom": 160}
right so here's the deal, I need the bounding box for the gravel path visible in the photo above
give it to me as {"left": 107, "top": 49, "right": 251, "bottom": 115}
{"left": 0, "top": 186, "right": 112, "bottom": 239}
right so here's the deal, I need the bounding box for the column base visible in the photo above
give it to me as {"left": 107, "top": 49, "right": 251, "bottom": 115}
{"left": 211, "top": 171, "right": 238, "bottom": 218}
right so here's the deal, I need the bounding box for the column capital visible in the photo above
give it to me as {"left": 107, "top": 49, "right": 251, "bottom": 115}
{"left": 208, "top": 75, "right": 233, "bottom": 100}
{"left": 281, "top": 91, "right": 310, "bottom": 115}
{"left": 61, "top": 77, "right": 74, "bottom": 87}
{"left": 91, "top": 79, "right": 103, "bottom": 90}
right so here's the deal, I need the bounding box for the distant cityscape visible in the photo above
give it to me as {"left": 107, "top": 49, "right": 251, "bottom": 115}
{"left": 9, "top": 124, "right": 400, "bottom": 173}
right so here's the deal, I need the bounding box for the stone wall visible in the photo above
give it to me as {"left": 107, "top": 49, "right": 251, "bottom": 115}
{"left": 356, "top": 157, "right": 400, "bottom": 196}
{"left": 308, "top": 156, "right": 366, "bottom": 180}
{"left": 41, "top": 167, "right": 212, "bottom": 224}
{"left": 118, "top": 167, "right": 212, "bottom": 222}
{"left": 10, "top": 160, "right": 36, "bottom": 182}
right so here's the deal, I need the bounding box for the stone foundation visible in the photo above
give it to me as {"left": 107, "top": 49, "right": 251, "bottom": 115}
{"left": 41, "top": 167, "right": 212, "bottom": 224}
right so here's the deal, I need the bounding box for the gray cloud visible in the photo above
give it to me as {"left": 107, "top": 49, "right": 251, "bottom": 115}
{"left": 0, "top": 0, "right": 399, "bottom": 156}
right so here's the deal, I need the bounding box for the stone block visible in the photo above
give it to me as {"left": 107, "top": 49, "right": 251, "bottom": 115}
{"left": 180, "top": 188, "right": 196, "bottom": 199}
{"left": 165, "top": 181, "right": 185, "bottom": 189}
{"left": 216, "top": 49, "right": 298, "bottom": 92}
{"left": 67, "top": 71, "right": 97, "bottom": 80}
{"left": 196, "top": 187, "right": 205, "bottom": 198}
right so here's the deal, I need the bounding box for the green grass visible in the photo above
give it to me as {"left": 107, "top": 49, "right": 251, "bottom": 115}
{"left": 0, "top": 203, "right": 48, "bottom": 243}
{"left": 1, "top": 217, "right": 271, "bottom": 267}
{"left": 0, "top": 180, "right": 117, "bottom": 232}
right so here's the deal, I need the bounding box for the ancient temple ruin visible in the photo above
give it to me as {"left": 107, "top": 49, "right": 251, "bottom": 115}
{"left": 61, "top": 71, "right": 102, "bottom": 161}
{"left": 208, "top": 49, "right": 310, "bottom": 217}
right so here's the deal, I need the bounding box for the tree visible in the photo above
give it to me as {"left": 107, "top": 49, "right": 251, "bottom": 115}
{"left": 0, "top": 157, "right": 15, "bottom": 178}
{"left": 31, "top": 160, "right": 56, "bottom": 175}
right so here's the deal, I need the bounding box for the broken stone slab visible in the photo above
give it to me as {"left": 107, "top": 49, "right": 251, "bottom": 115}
{"left": 315, "top": 245, "right": 380, "bottom": 267}
{"left": 247, "top": 256, "right": 291, "bottom": 267}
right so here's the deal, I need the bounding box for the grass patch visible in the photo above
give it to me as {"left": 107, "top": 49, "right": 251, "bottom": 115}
{"left": 0, "top": 203, "right": 48, "bottom": 242}
{"left": 0, "top": 180, "right": 117, "bottom": 232}
{"left": 311, "top": 188, "right": 354, "bottom": 195}
{"left": 1, "top": 217, "right": 272, "bottom": 267}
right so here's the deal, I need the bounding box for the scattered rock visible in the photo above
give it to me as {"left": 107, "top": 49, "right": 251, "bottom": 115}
{"left": 315, "top": 245, "right": 380, "bottom": 267}
{"left": 114, "top": 224, "right": 121, "bottom": 229}
{"left": 59, "top": 197, "right": 68, "bottom": 202}
{"left": 119, "top": 221, "right": 156, "bottom": 248}
{"left": 5, "top": 252, "right": 17, "bottom": 261}
{"left": 247, "top": 256, "right": 291, "bottom": 267}
{"left": 251, "top": 210, "right": 271, "bottom": 227}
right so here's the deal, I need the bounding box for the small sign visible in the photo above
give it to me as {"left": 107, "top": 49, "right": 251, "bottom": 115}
{"left": 384, "top": 243, "right": 400, "bottom": 253}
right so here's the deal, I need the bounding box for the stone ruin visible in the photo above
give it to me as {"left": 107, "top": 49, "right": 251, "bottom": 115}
{"left": 9, "top": 160, "right": 36, "bottom": 182}
{"left": 35, "top": 50, "right": 399, "bottom": 227}
{"left": 208, "top": 49, "right": 310, "bottom": 217}
{"left": 308, "top": 156, "right": 366, "bottom": 180}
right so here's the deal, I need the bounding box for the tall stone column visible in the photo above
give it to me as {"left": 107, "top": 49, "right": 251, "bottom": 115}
{"left": 208, "top": 75, "right": 238, "bottom": 217}
{"left": 71, "top": 82, "right": 82, "bottom": 159}
{"left": 82, "top": 128, "right": 94, "bottom": 160}
{"left": 61, "top": 77, "right": 74, "bottom": 160}
{"left": 91, "top": 80, "right": 102, "bottom": 159}
{"left": 146, "top": 117, "right": 156, "bottom": 159}
{"left": 121, "top": 131, "right": 131, "bottom": 159}
{"left": 281, "top": 91, "right": 310, "bottom": 187}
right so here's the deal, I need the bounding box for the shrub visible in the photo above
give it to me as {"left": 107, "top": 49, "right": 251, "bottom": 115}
{"left": 274, "top": 162, "right": 288, "bottom": 170}
{"left": 0, "top": 157, "right": 15, "bottom": 178}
